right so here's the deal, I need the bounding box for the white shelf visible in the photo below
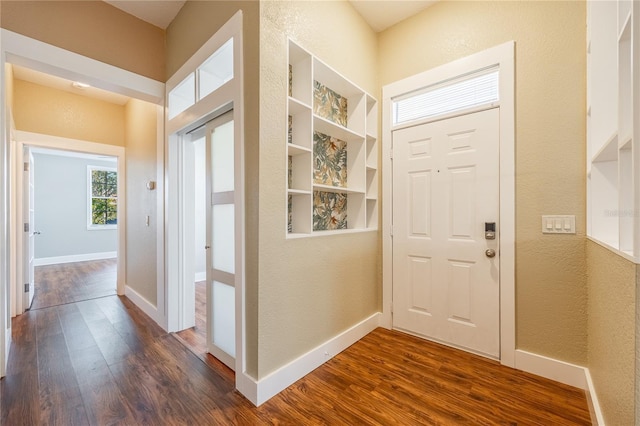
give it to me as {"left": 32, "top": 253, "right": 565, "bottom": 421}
{"left": 619, "top": 135, "right": 632, "bottom": 150}
{"left": 288, "top": 97, "right": 311, "bottom": 115}
{"left": 313, "top": 184, "right": 364, "bottom": 195}
{"left": 592, "top": 132, "right": 618, "bottom": 163}
{"left": 618, "top": 6, "right": 632, "bottom": 40}
{"left": 288, "top": 189, "right": 311, "bottom": 195}
{"left": 313, "top": 115, "right": 364, "bottom": 143}
{"left": 288, "top": 143, "right": 311, "bottom": 156}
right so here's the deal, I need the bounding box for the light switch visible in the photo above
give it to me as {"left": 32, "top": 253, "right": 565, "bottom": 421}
{"left": 542, "top": 215, "right": 576, "bottom": 234}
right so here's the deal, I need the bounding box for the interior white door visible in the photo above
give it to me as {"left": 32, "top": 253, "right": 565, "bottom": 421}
{"left": 205, "top": 110, "right": 236, "bottom": 370}
{"left": 392, "top": 108, "right": 500, "bottom": 358}
{"left": 23, "top": 147, "right": 35, "bottom": 310}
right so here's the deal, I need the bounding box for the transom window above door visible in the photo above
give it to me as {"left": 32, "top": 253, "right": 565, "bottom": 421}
{"left": 392, "top": 67, "right": 499, "bottom": 126}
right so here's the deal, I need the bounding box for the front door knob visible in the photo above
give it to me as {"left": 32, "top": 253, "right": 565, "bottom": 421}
{"left": 485, "top": 249, "right": 496, "bottom": 258}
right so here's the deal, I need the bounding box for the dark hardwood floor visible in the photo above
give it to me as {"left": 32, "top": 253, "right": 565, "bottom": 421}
{"left": 175, "top": 281, "right": 208, "bottom": 355}
{"left": 1, "top": 287, "right": 591, "bottom": 424}
{"left": 32, "top": 259, "right": 117, "bottom": 310}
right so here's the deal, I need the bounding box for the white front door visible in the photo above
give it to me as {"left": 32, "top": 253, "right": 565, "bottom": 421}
{"left": 23, "top": 147, "right": 35, "bottom": 310}
{"left": 392, "top": 108, "right": 500, "bottom": 358}
{"left": 205, "top": 110, "right": 236, "bottom": 370}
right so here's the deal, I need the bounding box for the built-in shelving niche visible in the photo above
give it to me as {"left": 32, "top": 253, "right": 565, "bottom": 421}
{"left": 587, "top": 0, "right": 639, "bottom": 260}
{"left": 286, "top": 39, "right": 378, "bottom": 237}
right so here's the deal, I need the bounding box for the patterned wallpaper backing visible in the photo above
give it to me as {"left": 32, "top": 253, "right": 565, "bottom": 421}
{"left": 288, "top": 79, "right": 351, "bottom": 232}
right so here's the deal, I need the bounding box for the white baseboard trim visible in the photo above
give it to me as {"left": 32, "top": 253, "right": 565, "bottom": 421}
{"left": 34, "top": 251, "right": 117, "bottom": 266}
{"left": 194, "top": 271, "right": 206, "bottom": 282}
{"left": 239, "top": 312, "right": 380, "bottom": 406}
{"left": 514, "top": 349, "right": 587, "bottom": 389}
{"left": 584, "top": 369, "right": 605, "bottom": 426}
{"left": 124, "top": 285, "right": 159, "bottom": 324}
{"left": 515, "top": 350, "right": 605, "bottom": 425}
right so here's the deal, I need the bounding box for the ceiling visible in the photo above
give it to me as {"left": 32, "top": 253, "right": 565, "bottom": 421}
{"left": 12, "top": 65, "right": 131, "bottom": 105}
{"left": 350, "top": 0, "right": 436, "bottom": 32}
{"left": 104, "top": 0, "right": 187, "bottom": 29}
{"left": 11, "top": 1, "right": 437, "bottom": 106}
{"left": 103, "top": 0, "right": 436, "bottom": 32}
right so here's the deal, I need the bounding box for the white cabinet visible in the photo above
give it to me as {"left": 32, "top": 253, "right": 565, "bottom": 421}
{"left": 286, "top": 39, "right": 378, "bottom": 237}
{"left": 587, "top": 0, "right": 639, "bottom": 260}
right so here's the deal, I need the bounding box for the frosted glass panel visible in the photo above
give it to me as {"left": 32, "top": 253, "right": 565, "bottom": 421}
{"left": 212, "top": 120, "right": 234, "bottom": 193}
{"left": 168, "top": 73, "right": 195, "bottom": 119}
{"left": 213, "top": 281, "right": 235, "bottom": 357}
{"left": 213, "top": 204, "right": 234, "bottom": 273}
{"left": 199, "top": 38, "right": 234, "bottom": 99}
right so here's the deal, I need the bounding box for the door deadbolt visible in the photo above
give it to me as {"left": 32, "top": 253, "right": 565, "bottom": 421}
{"left": 485, "top": 222, "right": 496, "bottom": 240}
{"left": 485, "top": 249, "right": 496, "bottom": 258}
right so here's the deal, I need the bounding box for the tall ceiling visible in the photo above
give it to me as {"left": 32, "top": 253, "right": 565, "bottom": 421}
{"left": 12, "top": 1, "right": 437, "bottom": 106}
{"left": 103, "top": 0, "right": 186, "bottom": 29}
{"left": 103, "top": 0, "right": 436, "bottom": 32}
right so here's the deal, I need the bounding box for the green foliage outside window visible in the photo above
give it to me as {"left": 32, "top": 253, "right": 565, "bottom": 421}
{"left": 91, "top": 169, "right": 117, "bottom": 225}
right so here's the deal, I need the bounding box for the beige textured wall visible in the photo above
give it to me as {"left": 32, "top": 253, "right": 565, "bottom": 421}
{"left": 378, "top": 0, "right": 587, "bottom": 364}
{"left": 0, "top": 1, "right": 165, "bottom": 82}
{"left": 124, "top": 99, "right": 158, "bottom": 305}
{"left": 259, "top": 0, "right": 378, "bottom": 378}
{"left": 13, "top": 79, "right": 125, "bottom": 147}
{"left": 587, "top": 240, "right": 635, "bottom": 425}
{"left": 166, "top": 0, "right": 261, "bottom": 377}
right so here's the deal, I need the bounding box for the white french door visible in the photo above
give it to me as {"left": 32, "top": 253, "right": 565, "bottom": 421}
{"left": 392, "top": 108, "right": 500, "bottom": 358}
{"left": 205, "top": 111, "right": 236, "bottom": 370}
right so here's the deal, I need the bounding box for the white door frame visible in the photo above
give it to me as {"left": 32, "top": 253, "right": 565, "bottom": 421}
{"left": 381, "top": 41, "right": 516, "bottom": 367}
{"left": 11, "top": 132, "right": 126, "bottom": 314}
{"left": 0, "top": 29, "right": 165, "bottom": 378}
{"left": 164, "top": 11, "right": 250, "bottom": 396}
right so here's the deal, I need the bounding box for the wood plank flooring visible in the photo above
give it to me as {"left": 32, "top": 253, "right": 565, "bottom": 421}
{"left": 1, "top": 290, "right": 591, "bottom": 425}
{"left": 32, "top": 259, "right": 117, "bottom": 310}
{"left": 175, "top": 280, "right": 207, "bottom": 358}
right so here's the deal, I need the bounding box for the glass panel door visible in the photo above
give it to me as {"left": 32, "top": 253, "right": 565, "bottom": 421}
{"left": 205, "top": 110, "right": 236, "bottom": 370}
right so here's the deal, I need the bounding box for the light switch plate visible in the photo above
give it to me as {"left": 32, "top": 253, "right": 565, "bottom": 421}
{"left": 542, "top": 215, "right": 576, "bottom": 234}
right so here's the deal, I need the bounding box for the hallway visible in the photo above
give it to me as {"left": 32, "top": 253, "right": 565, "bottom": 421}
{"left": 1, "top": 292, "right": 591, "bottom": 424}
{"left": 31, "top": 259, "right": 117, "bottom": 310}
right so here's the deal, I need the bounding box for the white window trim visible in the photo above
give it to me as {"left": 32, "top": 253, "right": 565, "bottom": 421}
{"left": 87, "top": 165, "right": 118, "bottom": 231}
{"left": 381, "top": 41, "right": 516, "bottom": 367}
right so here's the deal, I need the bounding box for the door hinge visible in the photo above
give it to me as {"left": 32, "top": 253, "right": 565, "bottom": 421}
{"left": 24, "top": 162, "right": 29, "bottom": 172}
{"left": 24, "top": 283, "right": 29, "bottom": 293}
{"left": 389, "top": 149, "right": 393, "bottom": 160}
{"left": 24, "top": 222, "right": 29, "bottom": 233}
{"left": 390, "top": 225, "right": 393, "bottom": 237}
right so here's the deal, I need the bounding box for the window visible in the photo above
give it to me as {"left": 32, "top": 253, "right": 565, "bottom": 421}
{"left": 88, "top": 166, "right": 117, "bottom": 229}
{"left": 392, "top": 67, "right": 499, "bottom": 125}
{"left": 168, "top": 37, "right": 234, "bottom": 120}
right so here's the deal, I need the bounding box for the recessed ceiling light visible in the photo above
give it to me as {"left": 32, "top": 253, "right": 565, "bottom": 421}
{"left": 72, "top": 81, "right": 91, "bottom": 89}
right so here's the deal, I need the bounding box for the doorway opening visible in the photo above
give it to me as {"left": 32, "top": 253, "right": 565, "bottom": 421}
{"left": 11, "top": 134, "right": 126, "bottom": 318}
{"left": 27, "top": 147, "right": 119, "bottom": 311}
{"left": 173, "top": 110, "right": 237, "bottom": 372}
